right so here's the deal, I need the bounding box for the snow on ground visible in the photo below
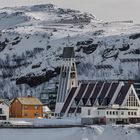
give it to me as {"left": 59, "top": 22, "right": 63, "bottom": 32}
{"left": 0, "top": 125, "right": 140, "bottom": 140}
{"left": 10, "top": 118, "right": 81, "bottom": 126}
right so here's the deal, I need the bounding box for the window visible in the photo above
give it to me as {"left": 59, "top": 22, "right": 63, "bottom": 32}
{"left": 88, "top": 109, "right": 91, "bottom": 116}
{"left": 112, "top": 119, "right": 115, "bottom": 122}
{"left": 0, "top": 116, "right": 6, "bottom": 120}
{"left": 34, "top": 113, "right": 40, "bottom": 117}
{"left": 41, "top": 94, "right": 48, "bottom": 99}
{"left": 134, "top": 112, "right": 137, "bottom": 116}
{"left": 113, "top": 111, "right": 115, "bottom": 115}
{"left": 72, "top": 81, "right": 74, "bottom": 85}
{"left": 71, "top": 65, "right": 75, "bottom": 71}
{"left": 70, "top": 72, "right": 76, "bottom": 78}
{"left": 116, "top": 111, "right": 118, "bottom": 115}
{"left": 106, "top": 111, "right": 109, "bottom": 115}
{"left": 34, "top": 106, "right": 39, "bottom": 110}
{"left": 110, "top": 111, "right": 112, "bottom": 115}
{"left": 128, "top": 112, "right": 130, "bottom": 115}
{"left": 121, "top": 111, "right": 124, "bottom": 115}
{"left": 0, "top": 108, "right": 2, "bottom": 114}
{"left": 24, "top": 106, "right": 28, "bottom": 109}
{"left": 126, "top": 91, "right": 139, "bottom": 107}
{"left": 24, "top": 113, "right": 28, "bottom": 117}
{"left": 131, "top": 112, "right": 133, "bottom": 115}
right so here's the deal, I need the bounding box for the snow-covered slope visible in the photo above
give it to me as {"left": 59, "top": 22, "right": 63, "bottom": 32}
{"left": 0, "top": 4, "right": 140, "bottom": 98}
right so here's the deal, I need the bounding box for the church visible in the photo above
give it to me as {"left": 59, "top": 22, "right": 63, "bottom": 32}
{"left": 55, "top": 46, "right": 140, "bottom": 124}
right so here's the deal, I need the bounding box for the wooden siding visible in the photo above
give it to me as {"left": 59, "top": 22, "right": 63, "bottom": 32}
{"left": 10, "top": 98, "right": 43, "bottom": 118}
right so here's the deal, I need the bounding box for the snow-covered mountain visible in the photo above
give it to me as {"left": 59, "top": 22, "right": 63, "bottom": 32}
{"left": 0, "top": 4, "right": 140, "bottom": 98}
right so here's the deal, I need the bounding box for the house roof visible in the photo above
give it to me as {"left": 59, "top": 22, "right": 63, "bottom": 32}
{"left": 0, "top": 99, "right": 10, "bottom": 106}
{"left": 17, "top": 97, "right": 42, "bottom": 105}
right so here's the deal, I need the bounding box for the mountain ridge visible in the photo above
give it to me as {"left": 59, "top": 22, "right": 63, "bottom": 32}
{"left": 0, "top": 4, "right": 140, "bottom": 98}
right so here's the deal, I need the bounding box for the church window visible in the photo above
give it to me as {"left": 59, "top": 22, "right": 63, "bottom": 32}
{"left": 126, "top": 90, "right": 139, "bottom": 107}
{"left": 121, "top": 111, "right": 124, "bottom": 115}
{"left": 106, "top": 111, "right": 109, "bottom": 115}
{"left": 72, "top": 81, "right": 74, "bottom": 85}
{"left": 71, "top": 63, "right": 75, "bottom": 71}
{"left": 88, "top": 109, "right": 91, "bottom": 116}
{"left": 70, "top": 72, "right": 75, "bottom": 78}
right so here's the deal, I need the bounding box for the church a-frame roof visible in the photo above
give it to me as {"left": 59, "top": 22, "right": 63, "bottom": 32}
{"left": 82, "top": 83, "right": 95, "bottom": 105}
{"left": 60, "top": 81, "right": 139, "bottom": 115}
{"left": 114, "top": 84, "right": 131, "bottom": 105}
{"left": 61, "top": 87, "right": 77, "bottom": 113}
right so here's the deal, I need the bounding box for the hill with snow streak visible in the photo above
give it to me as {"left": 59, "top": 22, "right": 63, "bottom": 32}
{"left": 0, "top": 4, "right": 140, "bottom": 98}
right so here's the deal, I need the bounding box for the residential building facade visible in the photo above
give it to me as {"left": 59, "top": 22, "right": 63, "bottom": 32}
{"left": 0, "top": 100, "right": 10, "bottom": 121}
{"left": 10, "top": 97, "right": 43, "bottom": 118}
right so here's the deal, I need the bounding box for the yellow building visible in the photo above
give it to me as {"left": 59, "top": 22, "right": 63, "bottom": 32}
{"left": 10, "top": 97, "right": 43, "bottom": 118}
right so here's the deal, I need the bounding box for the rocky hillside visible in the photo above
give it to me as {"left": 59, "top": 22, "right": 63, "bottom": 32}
{"left": 0, "top": 4, "right": 140, "bottom": 98}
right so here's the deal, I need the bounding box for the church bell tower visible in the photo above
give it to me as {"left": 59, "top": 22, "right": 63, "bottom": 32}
{"left": 55, "top": 47, "right": 78, "bottom": 115}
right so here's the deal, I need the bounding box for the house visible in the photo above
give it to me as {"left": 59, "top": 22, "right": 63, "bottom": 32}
{"left": 0, "top": 99, "right": 10, "bottom": 121}
{"left": 10, "top": 97, "right": 43, "bottom": 118}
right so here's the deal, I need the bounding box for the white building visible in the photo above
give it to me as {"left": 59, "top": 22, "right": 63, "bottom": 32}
{"left": 54, "top": 47, "right": 140, "bottom": 124}
{"left": 0, "top": 100, "right": 10, "bottom": 121}
{"left": 81, "top": 84, "right": 140, "bottom": 124}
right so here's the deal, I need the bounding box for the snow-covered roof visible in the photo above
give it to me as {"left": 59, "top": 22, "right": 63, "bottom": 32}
{"left": 16, "top": 97, "right": 42, "bottom": 105}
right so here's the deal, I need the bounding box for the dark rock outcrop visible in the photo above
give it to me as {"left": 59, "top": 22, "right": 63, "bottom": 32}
{"left": 16, "top": 67, "right": 61, "bottom": 87}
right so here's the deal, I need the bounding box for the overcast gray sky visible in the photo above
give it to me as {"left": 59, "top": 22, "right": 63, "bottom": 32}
{"left": 0, "top": 0, "right": 140, "bottom": 23}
